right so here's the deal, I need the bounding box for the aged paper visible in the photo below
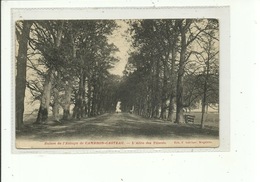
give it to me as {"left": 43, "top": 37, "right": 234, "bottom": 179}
{"left": 13, "top": 8, "right": 229, "bottom": 150}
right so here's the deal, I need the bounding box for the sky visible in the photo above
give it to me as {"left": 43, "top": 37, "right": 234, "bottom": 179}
{"left": 108, "top": 20, "right": 132, "bottom": 76}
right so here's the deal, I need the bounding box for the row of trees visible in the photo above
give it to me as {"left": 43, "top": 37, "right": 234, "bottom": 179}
{"left": 119, "top": 19, "right": 219, "bottom": 128}
{"left": 16, "top": 20, "right": 120, "bottom": 129}
{"left": 15, "top": 19, "right": 219, "bottom": 130}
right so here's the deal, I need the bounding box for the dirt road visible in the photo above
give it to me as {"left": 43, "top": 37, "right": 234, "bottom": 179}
{"left": 16, "top": 113, "right": 218, "bottom": 141}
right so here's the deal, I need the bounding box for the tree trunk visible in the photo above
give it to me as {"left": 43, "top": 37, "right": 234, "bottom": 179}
{"left": 168, "top": 38, "right": 177, "bottom": 122}
{"left": 53, "top": 87, "right": 60, "bottom": 122}
{"left": 201, "top": 97, "right": 206, "bottom": 129}
{"left": 201, "top": 85, "right": 207, "bottom": 128}
{"left": 176, "top": 20, "right": 190, "bottom": 124}
{"left": 87, "top": 78, "right": 92, "bottom": 117}
{"left": 35, "top": 21, "right": 64, "bottom": 124}
{"left": 160, "top": 77, "right": 168, "bottom": 120}
{"left": 81, "top": 72, "right": 86, "bottom": 118}
{"left": 73, "top": 66, "right": 87, "bottom": 119}
{"left": 201, "top": 59, "right": 210, "bottom": 128}
{"left": 168, "top": 93, "right": 175, "bottom": 121}
{"left": 62, "top": 33, "right": 75, "bottom": 120}
{"left": 15, "top": 21, "right": 32, "bottom": 129}
{"left": 74, "top": 90, "right": 82, "bottom": 119}
{"left": 62, "top": 81, "right": 72, "bottom": 120}
{"left": 62, "top": 84, "right": 71, "bottom": 120}
{"left": 176, "top": 74, "right": 185, "bottom": 123}
{"left": 176, "top": 30, "right": 186, "bottom": 123}
{"left": 53, "top": 104, "right": 59, "bottom": 121}
{"left": 91, "top": 83, "right": 97, "bottom": 117}
{"left": 63, "top": 108, "right": 70, "bottom": 120}
{"left": 153, "top": 57, "right": 161, "bottom": 119}
{"left": 160, "top": 52, "right": 170, "bottom": 120}
{"left": 35, "top": 69, "right": 53, "bottom": 123}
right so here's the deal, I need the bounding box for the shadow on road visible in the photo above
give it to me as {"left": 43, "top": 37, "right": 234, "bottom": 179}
{"left": 16, "top": 113, "right": 219, "bottom": 141}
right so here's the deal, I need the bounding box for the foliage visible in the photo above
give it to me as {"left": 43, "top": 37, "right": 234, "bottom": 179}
{"left": 120, "top": 19, "right": 219, "bottom": 125}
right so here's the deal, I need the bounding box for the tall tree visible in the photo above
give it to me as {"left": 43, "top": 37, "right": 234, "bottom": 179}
{"left": 31, "top": 20, "right": 65, "bottom": 123}
{"left": 15, "top": 20, "right": 33, "bottom": 129}
{"left": 175, "top": 19, "right": 209, "bottom": 123}
{"left": 72, "top": 20, "right": 118, "bottom": 118}
{"left": 194, "top": 20, "right": 219, "bottom": 128}
{"left": 175, "top": 19, "right": 192, "bottom": 123}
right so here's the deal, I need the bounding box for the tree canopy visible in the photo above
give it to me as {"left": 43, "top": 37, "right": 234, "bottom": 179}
{"left": 16, "top": 19, "right": 219, "bottom": 130}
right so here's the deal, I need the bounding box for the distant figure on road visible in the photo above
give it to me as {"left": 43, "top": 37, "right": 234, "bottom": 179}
{"left": 129, "top": 106, "right": 134, "bottom": 114}
{"left": 115, "top": 101, "right": 121, "bottom": 113}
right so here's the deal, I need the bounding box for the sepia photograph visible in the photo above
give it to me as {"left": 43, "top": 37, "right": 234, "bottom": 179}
{"left": 3, "top": 2, "right": 259, "bottom": 182}
{"left": 15, "top": 19, "right": 219, "bottom": 148}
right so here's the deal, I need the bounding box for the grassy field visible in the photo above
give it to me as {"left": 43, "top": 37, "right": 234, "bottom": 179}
{"left": 141, "top": 112, "right": 219, "bottom": 129}
{"left": 188, "top": 112, "right": 219, "bottom": 128}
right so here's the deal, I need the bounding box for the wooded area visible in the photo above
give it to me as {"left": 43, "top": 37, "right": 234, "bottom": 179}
{"left": 119, "top": 19, "right": 219, "bottom": 128}
{"left": 15, "top": 19, "right": 219, "bottom": 132}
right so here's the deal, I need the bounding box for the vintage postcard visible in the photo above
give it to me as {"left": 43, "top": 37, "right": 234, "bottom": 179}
{"left": 13, "top": 8, "right": 228, "bottom": 150}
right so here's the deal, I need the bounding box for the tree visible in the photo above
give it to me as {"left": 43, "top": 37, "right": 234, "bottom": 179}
{"left": 71, "top": 20, "right": 118, "bottom": 118}
{"left": 33, "top": 20, "right": 65, "bottom": 123}
{"left": 175, "top": 19, "right": 192, "bottom": 123}
{"left": 121, "top": 20, "right": 171, "bottom": 119}
{"left": 23, "top": 20, "right": 119, "bottom": 125}
{"left": 121, "top": 19, "right": 217, "bottom": 126}
{"left": 15, "top": 20, "right": 33, "bottom": 129}
{"left": 194, "top": 20, "right": 219, "bottom": 128}
{"left": 175, "top": 19, "right": 211, "bottom": 123}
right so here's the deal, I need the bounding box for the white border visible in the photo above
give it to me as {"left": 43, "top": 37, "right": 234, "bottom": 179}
{"left": 2, "top": 0, "right": 259, "bottom": 182}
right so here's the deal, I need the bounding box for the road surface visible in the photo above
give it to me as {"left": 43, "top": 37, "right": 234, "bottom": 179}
{"left": 16, "top": 113, "right": 218, "bottom": 141}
